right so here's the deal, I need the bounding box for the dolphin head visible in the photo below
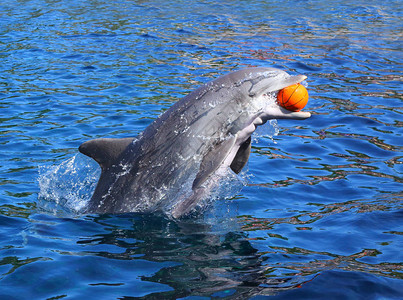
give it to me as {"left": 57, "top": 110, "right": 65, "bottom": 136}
{"left": 231, "top": 67, "right": 311, "bottom": 123}
{"left": 220, "top": 67, "right": 311, "bottom": 144}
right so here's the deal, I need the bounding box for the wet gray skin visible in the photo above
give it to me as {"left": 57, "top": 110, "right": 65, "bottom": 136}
{"left": 79, "top": 67, "right": 311, "bottom": 218}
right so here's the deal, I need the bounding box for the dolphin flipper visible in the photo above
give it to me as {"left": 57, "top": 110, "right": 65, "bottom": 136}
{"left": 79, "top": 138, "right": 134, "bottom": 170}
{"left": 230, "top": 136, "right": 251, "bottom": 174}
{"left": 192, "top": 136, "right": 236, "bottom": 189}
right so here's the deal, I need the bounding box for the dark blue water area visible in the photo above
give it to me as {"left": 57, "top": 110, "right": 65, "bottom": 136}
{"left": 1, "top": 0, "right": 402, "bottom": 299}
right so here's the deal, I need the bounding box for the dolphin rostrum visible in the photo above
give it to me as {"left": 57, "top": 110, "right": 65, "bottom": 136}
{"left": 79, "top": 67, "right": 311, "bottom": 218}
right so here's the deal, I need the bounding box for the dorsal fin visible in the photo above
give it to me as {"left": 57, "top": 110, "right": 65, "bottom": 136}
{"left": 79, "top": 138, "right": 134, "bottom": 170}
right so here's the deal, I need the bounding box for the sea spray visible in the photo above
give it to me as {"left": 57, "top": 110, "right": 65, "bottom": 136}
{"left": 253, "top": 119, "right": 280, "bottom": 144}
{"left": 38, "top": 154, "right": 101, "bottom": 216}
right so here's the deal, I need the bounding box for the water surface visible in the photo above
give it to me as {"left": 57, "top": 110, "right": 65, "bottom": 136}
{"left": 1, "top": 0, "right": 402, "bottom": 299}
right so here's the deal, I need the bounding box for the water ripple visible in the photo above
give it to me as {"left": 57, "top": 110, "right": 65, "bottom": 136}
{"left": 0, "top": 0, "right": 402, "bottom": 298}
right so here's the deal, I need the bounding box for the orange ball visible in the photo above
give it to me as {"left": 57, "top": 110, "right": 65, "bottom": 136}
{"left": 277, "top": 83, "right": 309, "bottom": 112}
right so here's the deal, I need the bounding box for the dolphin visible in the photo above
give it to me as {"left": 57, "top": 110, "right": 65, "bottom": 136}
{"left": 79, "top": 67, "right": 311, "bottom": 218}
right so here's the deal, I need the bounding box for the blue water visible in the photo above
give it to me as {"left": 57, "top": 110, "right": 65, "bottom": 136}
{"left": 1, "top": 0, "right": 402, "bottom": 298}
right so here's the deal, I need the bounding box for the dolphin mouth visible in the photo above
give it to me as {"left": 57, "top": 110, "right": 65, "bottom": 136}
{"left": 258, "top": 75, "right": 311, "bottom": 120}
{"left": 278, "top": 75, "right": 311, "bottom": 119}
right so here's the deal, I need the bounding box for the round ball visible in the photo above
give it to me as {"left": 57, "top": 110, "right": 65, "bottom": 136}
{"left": 277, "top": 83, "right": 309, "bottom": 112}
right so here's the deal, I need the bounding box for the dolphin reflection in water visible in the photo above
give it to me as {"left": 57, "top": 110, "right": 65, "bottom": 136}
{"left": 79, "top": 67, "right": 311, "bottom": 218}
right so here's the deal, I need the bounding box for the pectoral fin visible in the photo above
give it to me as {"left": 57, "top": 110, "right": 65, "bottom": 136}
{"left": 230, "top": 136, "right": 251, "bottom": 174}
{"left": 192, "top": 136, "right": 236, "bottom": 189}
{"left": 79, "top": 138, "right": 134, "bottom": 170}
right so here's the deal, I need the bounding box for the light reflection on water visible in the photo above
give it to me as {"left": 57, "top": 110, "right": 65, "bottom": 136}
{"left": 0, "top": 0, "right": 402, "bottom": 299}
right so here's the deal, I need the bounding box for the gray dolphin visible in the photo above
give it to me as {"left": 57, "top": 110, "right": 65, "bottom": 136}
{"left": 79, "top": 67, "right": 311, "bottom": 218}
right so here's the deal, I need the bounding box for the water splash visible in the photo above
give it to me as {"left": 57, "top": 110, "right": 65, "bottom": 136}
{"left": 251, "top": 91, "right": 278, "bottom": 113}
{"left": 250, "top": 90, "right": 280, "bottom": 143}
{"left": 254, "top": 119, "right": 280, "bottom": 144}
{"left": 37, "top": 154, "right": 101, "bottom": 216}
